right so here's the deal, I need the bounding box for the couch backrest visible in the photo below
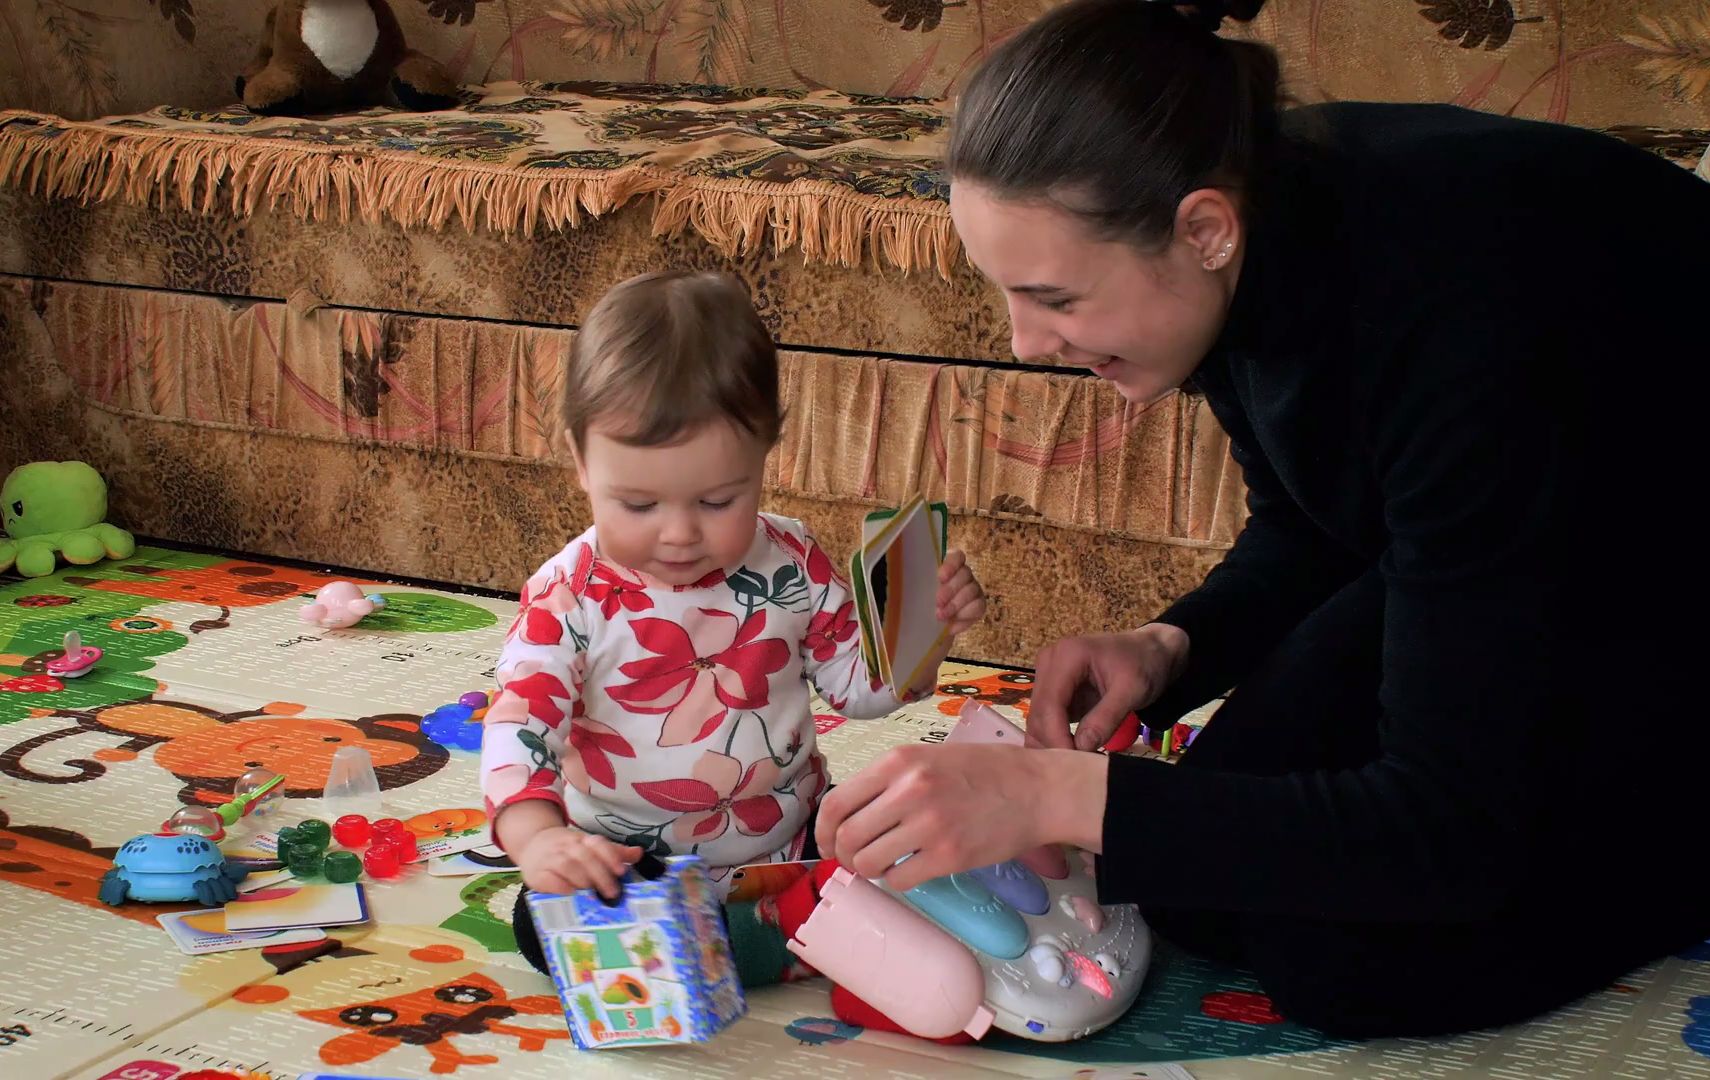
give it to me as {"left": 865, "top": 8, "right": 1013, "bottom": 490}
{"left": 4, "top": 1, "right": 1707, "bottom": 139}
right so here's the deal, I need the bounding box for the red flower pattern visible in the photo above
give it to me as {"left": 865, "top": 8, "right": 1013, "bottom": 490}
{"left": 520, "top": 605, "right": 562, "bottom": 646}
{"left": 484, "top": 759, "right": 564, "bottom": 810}
{"left": 484, "top": 519, "right": 889, "bottom": 865}
{"left": 803, "top": 600, "right": 857, "bottom": 662}
{"left": 507, "top": 550, "right": 588, "bottom": 643}
{"left": 805, "top": 539, "right": 836, "bottom": 587}
{"left": 490, "top": 667, "right": 576, "bottom": 730}
{"left": 794, "top": 752, "right": 830, "bottom": 807}
{"left": 567, "top": 716, "right": 636, "bottom": 792}
{"left": 763, "top": 518, "right": 806, "bottom": 560}
{"left": 632, "top": 751, "right": 784, "bottom": 844}
{"left": 608, "top": 609, "right": 790, "bottom": 747}
{"left": 586, "top": 562, "right": 654, "bottom": 620}
{"left": 762, "top": 519, "right": 838, "bottom": 588}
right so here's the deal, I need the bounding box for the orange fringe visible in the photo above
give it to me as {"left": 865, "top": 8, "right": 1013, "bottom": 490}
{"left": 0, "top": 110, "right": 960, "bottom": 278}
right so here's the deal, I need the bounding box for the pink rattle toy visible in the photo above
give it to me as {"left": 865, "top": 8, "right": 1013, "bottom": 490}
{"left": 787, "top": 702, "right": 1151, "bottom": 1042}
{"left": 45, "top": 631, "right": 101, "bottom": 678}
{"left": 300, "top": 581, "right": 387, "bottom": 630}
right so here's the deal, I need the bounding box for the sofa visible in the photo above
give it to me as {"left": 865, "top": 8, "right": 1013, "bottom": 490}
{"left": 2, "top": 0, "right": 1706, "bottom": 668}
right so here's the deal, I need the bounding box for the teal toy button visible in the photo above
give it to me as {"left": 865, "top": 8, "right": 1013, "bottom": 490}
{"left": 903, "top": 872, "right": 1030, "bottom": 959}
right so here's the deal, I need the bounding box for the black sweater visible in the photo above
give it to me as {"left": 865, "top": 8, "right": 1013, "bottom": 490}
{"left": 1097, "top": 104, "right": 1710, "bottom": 926}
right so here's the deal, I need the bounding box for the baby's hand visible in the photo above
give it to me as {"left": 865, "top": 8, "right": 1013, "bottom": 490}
{"left": 936, "top": 549, "right": 987, "bottom": 636}
{"left": 517, "top": 825, "right": 641, "bottom": 900}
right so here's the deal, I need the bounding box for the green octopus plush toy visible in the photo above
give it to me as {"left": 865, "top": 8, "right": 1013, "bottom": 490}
{"left": 0, "top": 461, "right": 137, "bottom": 578}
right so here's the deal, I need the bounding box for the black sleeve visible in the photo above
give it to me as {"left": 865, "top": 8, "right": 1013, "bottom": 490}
{"left": 1099, "top": 310, "right": 1565, "bottom": 922}
{"left": 1144, "top": 427, "right": 1364, "bottom": 722}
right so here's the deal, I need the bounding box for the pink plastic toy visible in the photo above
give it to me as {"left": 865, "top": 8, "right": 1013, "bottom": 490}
{"left": 787, "top": 703, "right": 1151, "bottom": 1043}
{"left": 45, "top": 631, "right": 102, "bottom": 678}
{"left": 796, "top": 869, "right": 995, "bottom": 1039}
{"left": 300, "top": 581, "right": 386, "bottom": 629}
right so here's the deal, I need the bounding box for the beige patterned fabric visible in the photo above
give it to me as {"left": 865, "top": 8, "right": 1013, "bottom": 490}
{"left": 0, "top": 82, "right": 957, "bottom": 275}
{"left": 0, "top": 276, "right": 1232, "bottom": 666}
{"left": 12, "top": 276, "right": 1242, "bottom": 546}
{"left": 0, "top": 189, "right": 1015, "bottom": 361}
{"left": 2, "top": 2, "right": 1708, "bottom": 133}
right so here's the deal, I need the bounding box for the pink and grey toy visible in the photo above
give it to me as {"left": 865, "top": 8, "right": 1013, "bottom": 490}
{"left": 786, "top": 702, "right": 1151, "bottom": 1042}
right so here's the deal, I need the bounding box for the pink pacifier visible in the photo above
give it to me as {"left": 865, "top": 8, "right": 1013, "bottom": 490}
{"left": 45, "top": 631, "right": 102, "bottom": 679}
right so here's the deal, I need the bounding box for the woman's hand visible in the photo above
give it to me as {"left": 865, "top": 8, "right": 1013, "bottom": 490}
{"left": 815, "top": 743, "right": 1109, "bottom": 892}
{"left": 1029, "top": 624, "right": 1190, "bottom": 751}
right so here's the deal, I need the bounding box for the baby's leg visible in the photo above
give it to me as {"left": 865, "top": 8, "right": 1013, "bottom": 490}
{"left": 725, "top": 860, "right": 831, "bottom": 986}
{"left": 511, "top": 887, "right": 551, "bottom": 975}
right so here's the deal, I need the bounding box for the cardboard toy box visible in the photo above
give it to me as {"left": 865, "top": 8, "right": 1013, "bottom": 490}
{"left": 525, "top": 855, "right": 744, "bottom": 1048}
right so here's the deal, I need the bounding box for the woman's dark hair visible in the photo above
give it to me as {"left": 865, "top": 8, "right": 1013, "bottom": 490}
{"left": 948, "top": 0, "right": 1280, "bottom": 250}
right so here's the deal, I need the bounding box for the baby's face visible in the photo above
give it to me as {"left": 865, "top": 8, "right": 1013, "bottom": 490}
{"left": 576, "top": 419, "right": 767, "bottom": 586}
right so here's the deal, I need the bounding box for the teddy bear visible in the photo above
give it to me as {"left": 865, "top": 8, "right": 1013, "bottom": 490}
{"left": 237, "top": 0, "right": 460, "bottom": 116}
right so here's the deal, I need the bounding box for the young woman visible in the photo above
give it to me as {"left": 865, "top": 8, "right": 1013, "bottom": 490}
{"left": 816, "top": 0, "right": 1710, "bottom": 1038}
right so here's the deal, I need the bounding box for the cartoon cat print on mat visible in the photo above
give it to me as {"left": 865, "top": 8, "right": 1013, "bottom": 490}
{"left": 261, "top": 935, "right": 374, "bottom": 976}
{"left": 68, "top": 559, "right": 381, "bottom": 608}
{"left": 936, "top": 670, "right": 1034, "bottom": 717}
{"left": 0, "top": 698, "right": 446, "bottom": 801}
{"left": 0, "top": 807, "right": 174, "bottom": 924}
{"left": 300, "top": 973, "right": 568, "bottom": 1074}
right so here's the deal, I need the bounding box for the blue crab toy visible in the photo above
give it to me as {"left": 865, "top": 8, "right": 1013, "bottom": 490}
{"left": 422, "top": 691, "right": 487, "bottom": 751}
{"left": 98, "top": 832, "right": 250, "bottom": 905}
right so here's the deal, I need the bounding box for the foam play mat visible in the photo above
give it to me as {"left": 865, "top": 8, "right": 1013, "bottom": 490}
{"left": 2, "top": 546, "right": 1706, "bottom": 1079}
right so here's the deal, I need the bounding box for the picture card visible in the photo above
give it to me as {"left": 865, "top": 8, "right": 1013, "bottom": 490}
{"left": 224, "top": 882, "right": 370, "bottom": 933}
{"left": 158, "top": 909, "right": 325, "bottom": 955}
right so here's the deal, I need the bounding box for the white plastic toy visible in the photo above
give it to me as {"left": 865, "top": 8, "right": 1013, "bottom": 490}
{"left": 300, "top": 580, "right": 386, "bottom": 629}
{"left": 788, "top": 702, "right": 1151, "bottom": 1042}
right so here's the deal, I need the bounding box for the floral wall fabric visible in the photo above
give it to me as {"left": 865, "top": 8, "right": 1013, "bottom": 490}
{"left": 2, "top": 2, "right": 1706, "bottom": 135}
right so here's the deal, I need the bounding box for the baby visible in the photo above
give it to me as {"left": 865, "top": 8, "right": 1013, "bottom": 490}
{"left": 481, "top": 270, "right": 986, "bottom": 999}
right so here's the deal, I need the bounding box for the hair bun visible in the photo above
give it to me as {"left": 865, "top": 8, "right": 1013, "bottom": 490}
{"left": 1172, "top": 0, "right": 1267, "bottom": 32}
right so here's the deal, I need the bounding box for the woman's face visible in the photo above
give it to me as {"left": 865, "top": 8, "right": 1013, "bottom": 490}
{"left": 950, "top": 181, "right": 1241, "bottom": 405}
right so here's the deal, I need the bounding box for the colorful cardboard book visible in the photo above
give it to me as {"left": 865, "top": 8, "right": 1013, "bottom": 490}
{"left": 848, "top": 495, "right": 950, "bottom": 695}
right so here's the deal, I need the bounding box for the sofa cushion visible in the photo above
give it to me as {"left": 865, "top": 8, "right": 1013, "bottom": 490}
{"left": 0, "top": 81, "right": 1026, "bottom": 361}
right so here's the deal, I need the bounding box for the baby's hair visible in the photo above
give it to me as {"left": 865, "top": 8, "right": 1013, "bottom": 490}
{"left": 563, "top": 270, "right": 782, "bottom": 451}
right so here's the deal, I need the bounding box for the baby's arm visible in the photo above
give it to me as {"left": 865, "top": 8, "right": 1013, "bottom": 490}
{"left": 481, "top": 550, "right": 640, "bottom": 897}
{"left": 799, "top": 529, "right": 987, "bottom": 719}
{"left": 497, "top": 801, "right": 639, "bottom": 899}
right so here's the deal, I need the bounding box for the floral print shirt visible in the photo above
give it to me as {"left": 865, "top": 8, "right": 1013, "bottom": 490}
{"left": 481, "top": 514, "right": 902, "bottom": 893}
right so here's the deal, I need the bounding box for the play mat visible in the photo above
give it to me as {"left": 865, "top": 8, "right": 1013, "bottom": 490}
{"left": 2, "top": 546, "right": 1706, "bottom": 1080}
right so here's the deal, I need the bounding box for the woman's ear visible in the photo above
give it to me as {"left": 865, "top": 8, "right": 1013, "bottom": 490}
{"left": 1176, "top": 188, "right": 1243, "bottom": 268}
